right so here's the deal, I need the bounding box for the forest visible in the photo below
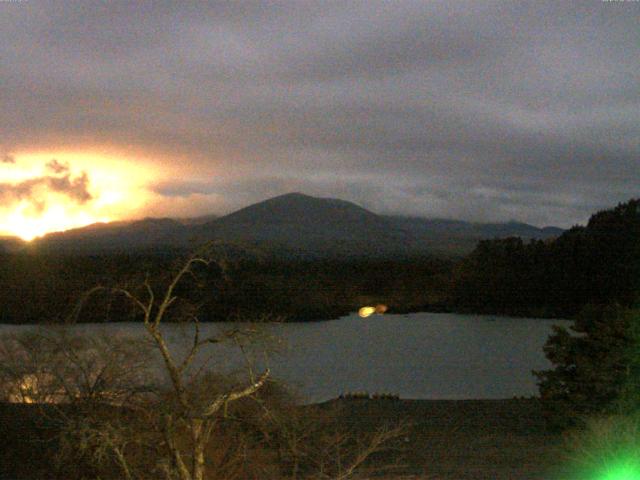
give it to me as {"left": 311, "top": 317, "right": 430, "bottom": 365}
{"left": 0, "top": 198, "right": 637, "bottom": 324}
{"left": 451, "top": 198, "right": 640, "bottom": 318}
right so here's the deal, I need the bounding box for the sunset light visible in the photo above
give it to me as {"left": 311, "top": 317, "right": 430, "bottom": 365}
{"left": 0, "top": 150, "right": 158, "bottom": 240}
{"left": 7, "top": 203, "right": 109, "bottom": 242}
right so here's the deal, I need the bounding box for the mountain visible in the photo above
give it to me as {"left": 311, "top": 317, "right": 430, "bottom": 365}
{"left": 31, "top": 218, "right": 192, "bottom": 254}
{"left": 31, "top": 192, "right": 564, "bottom": 256}
{"left": 385, "top": 216, "right": 561, "bottom": 240}
{"left": 384, "top": 217, "right": 562, "bottom": 255}
{"left": 0, "top": 236, "right": 26, "bottom": 253}
{"left": 192, "top": 192, "right": 407, "bottom": 256}
{"left": 475, "top": 221, "right": 563, "bottom": 239}
{"left": 212, "top": 192, "right": 382, "bottom": 228}
{"left": 176, "top": 214, "right": 219, "bottom": 226}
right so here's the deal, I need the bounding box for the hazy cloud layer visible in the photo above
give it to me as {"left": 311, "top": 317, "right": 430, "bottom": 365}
{"left": 1, "top": 1, "right": 638, "bottom": 226}
{"left": 1, "top": 146, "right": 15, "bottom": 164}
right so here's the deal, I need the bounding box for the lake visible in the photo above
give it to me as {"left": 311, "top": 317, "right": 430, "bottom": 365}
{"left": 0, "top": 312, "right": 570, "bottom": 403}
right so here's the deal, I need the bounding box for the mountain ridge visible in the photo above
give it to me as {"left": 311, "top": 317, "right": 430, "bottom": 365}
{"left": 23, "top": 192, "right": 563, "bottom": 256}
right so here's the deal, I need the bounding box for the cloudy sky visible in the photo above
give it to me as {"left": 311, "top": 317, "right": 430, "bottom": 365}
{"left": 0, "top": 0, "right": 638, "bottom": 238}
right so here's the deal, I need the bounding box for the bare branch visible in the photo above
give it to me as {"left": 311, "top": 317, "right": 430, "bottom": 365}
{"left": 153, "top": 256, "right": 210, "bottom": 329}
{"left": 67, "top": 285, "right": 107, "bottom": 323}
{"left": 112, "top": 287, "right": 151, "bottom": 319}
{"left": 333, "top": 423, "right": 408, "bottom": 480}
{"left": 177, "top": 317, "right": 202, "bottom": 374}
{"left": 202, "top": 368, "right": 270, "bottom": 418}
{"left": 143, "top": 275, "right": 155, "bottom": 315}
{"left": 161, "top": 414, "right": 191, "bottom": 480}
{"left": 147, "top": 327, "right": 191, "bottom": 412}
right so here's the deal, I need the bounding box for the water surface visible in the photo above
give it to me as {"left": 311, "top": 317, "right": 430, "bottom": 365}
{"left": 0, "top": 312, "right": 570, "bottom": 403}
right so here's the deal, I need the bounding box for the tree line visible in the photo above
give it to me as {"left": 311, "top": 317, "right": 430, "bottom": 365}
{"left": 451, "top": 199, "right": 640, "bottom": 318}
{"left": 0, "top": 251, "right": 452, "bottom": 324}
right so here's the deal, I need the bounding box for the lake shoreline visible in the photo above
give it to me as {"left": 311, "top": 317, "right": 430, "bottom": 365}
{"left": 0, "top": 303, "right": 568, "bottom": 325}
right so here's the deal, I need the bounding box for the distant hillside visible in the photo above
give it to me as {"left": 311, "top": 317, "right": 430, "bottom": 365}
{"left": 31, "top": 218, "right": 193, "bottom": 254}
{"left": 0, "top": 236, "right": 26, "bottom": 253}
{"left": 386, "top": 216, "right": 562, "bottom": 239}
{"left": 386, "top": 217, "right": 563, "bottom": 255}
{"left": 31, "top": 192, "right": 563, "bottom": 257}
{"left": 177, "top": 214, "right": 219, "bottom": 226}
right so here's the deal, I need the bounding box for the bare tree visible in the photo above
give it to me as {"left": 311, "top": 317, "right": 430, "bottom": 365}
{"left": 0, "top": 327, "right": 161, "bottom": 479}
{"left": 260, "top": 401, "right": 407, "bottom": 480}
{"left": 0, "top": 328, "right": 152, "bottom": 405}
{"left": 1, "top": 249, "right": 407, "bottom": 480}
{"left": 101, "top": 252, "right": 271, "bottom": 480}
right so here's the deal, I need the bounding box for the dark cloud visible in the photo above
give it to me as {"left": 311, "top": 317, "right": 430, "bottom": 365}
{"left": 0, "top": 160, "right": 93, "bottom": 207}
{"left": 46, "top": 159, "right": 70, "bottom": 174}
{"left": 0, "top": 0, "right": 638, "bottom": 226}
{"left": 1, "top": 153, "right": 15, "bottom": 164}
{"left": 48, "top": 171, "right": 92, "bottom": 203}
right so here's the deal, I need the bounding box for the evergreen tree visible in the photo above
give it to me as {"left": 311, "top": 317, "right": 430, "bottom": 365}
{"left": 452, "top": 198, "right": 640, "bottom": 318}
{"left": 534, "top": 304, "right": 640, "bottom": 428}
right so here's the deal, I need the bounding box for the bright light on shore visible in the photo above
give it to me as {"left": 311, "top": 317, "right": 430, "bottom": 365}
{"left": 358, "top": 306, "right": 376, "bottom": 318}
{"left": 358, "top": 304, "right": 388, "bottom": 318}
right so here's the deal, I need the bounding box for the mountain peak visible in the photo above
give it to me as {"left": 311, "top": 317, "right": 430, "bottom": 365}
{"left": 261, "top": 192, "right": 357, "bottom": 207}
{"left": 214, "top": 192, "right": 380, "bottom": 228}
{"left": 273, "top": 192, "right": 308, "bottom": 199}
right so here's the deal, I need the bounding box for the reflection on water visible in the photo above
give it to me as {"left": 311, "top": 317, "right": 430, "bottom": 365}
{"left": 0, "top": 312, "right": 570, "bottom": 403}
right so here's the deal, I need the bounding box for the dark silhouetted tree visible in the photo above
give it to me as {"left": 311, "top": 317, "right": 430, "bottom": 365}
{"left": 534, "top": 304, "right": 640, "bottom": 428}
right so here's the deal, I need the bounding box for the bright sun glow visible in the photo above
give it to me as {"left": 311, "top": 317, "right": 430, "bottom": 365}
{"left": 7, "top": 203, "right": 109, "bottom": 242}
{"left": 0, "top": 150, "right": 161, "bottom": 240}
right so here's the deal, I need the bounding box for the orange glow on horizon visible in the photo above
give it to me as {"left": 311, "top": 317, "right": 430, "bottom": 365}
{"left": 0, "top": 150, "right": 162, "bottom": 240}
{"left": 7, "top": 204, "right": 111, "bottom": 242}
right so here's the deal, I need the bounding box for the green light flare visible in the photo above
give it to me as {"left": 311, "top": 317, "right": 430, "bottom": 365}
{"left": 597, "top": 458, "right": 640, "bottom": 480}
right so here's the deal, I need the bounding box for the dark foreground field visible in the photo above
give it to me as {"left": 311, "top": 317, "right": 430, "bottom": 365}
{"left": 331, "top": 398, "right": 563, "bottom": 480}
{"left": 0, "top": 398, "right": 563, "bottom": 480}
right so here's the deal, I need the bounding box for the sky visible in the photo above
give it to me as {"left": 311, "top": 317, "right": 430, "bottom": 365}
{"left": 1, "top": 0, "right": 638, "bottom": 239}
